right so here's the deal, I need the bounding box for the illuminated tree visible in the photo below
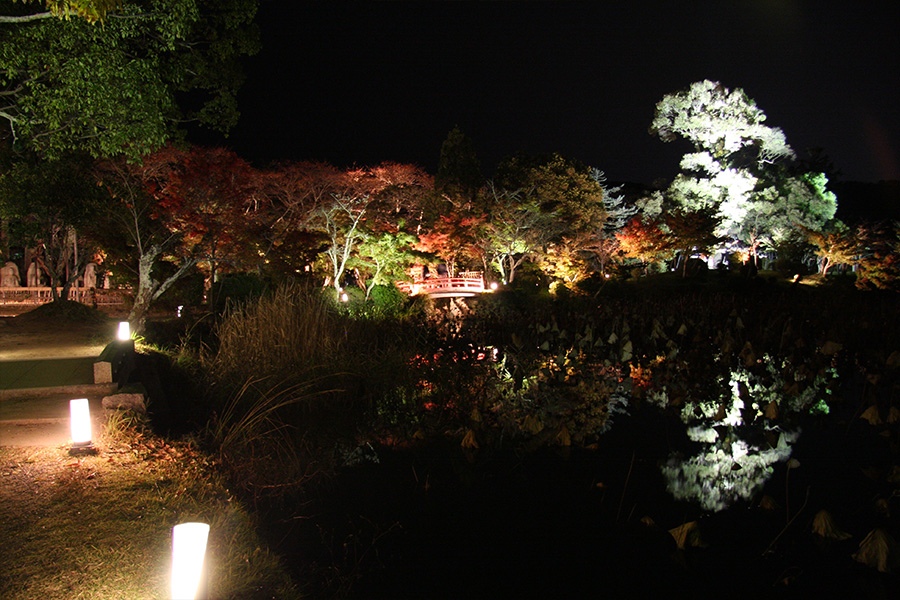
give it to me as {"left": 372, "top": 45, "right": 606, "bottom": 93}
{"left": 801, "top": 223, "right": 857, "bottom": 275}
{"left": 312, "top": 194, "right": 370, "bottom": 298}
{"left": 363, "top": 162, "right": 434, "bottom": 236}
{"left": 91, "top": 145, "right": 257, "bottom": 332}
{"left": 495, "top": 153, "right": 606, "bottom": 236}
{"left": 1, "top": 0, "right": 121, "bottom": 23}
{"left": 651, "top": 80, "right": 794, "bottom": 166}
{"left": 248, "top": 161, "right": 346, "bottom": 273}
{"left": 483, "top": 186, "right": 563, "bottom": 285}
{"left": 139, "top": 145, "right": 258, "bottom": 283}
{"left": 493, "top": 153, "right": 607, "bottom": 285}
{"left": 652, "top": 80, "right": 837, "bottom": 258}
{"left": 539, "top": 232, "right": 593, "bottom": 288}
{"left": 353, "top": 230, "right": 419, "bottom": 299}
{"left": 0, "top": 0, "right": 259, "bottom": 159}
{"left": 735, "top": 171, "right": 838, "bottom": 257}
{"left": 586, "top": 169, "right": 635, "bottom": 276}
{"left": 615, "top": 216, "right": 674, "bottom": 273}
{"left": 414, "top": 212, "right": 486, "bottom": 277}
{"left": 664, "top": 207, "right": 724, "bottom": 277}
{"left": 854, "top": 222, "right": 900, "bottom": 291}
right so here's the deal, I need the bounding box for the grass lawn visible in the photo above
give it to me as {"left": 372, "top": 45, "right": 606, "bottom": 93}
{"left": 0, "top": 416, "right": 300, "bottom": 600}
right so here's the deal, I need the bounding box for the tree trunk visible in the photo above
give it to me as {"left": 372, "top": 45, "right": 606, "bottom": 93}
{"left": 128, "top": 249, "right": 161, "bottom": 334}
{"left": 127, "top": 245, "right": 196, "bottom": 334}
{"left": 128, "top": 284, "right": 156, "bottom": 335}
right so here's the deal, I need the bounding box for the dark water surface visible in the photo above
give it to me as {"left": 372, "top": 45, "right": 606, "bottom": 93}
{"left": 260, "top": 408, "right": 899, "bottom": 599}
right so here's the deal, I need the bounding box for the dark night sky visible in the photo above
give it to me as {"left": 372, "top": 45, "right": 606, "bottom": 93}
{"left": 206, "top": 1, "right": 900, "bottom": 185}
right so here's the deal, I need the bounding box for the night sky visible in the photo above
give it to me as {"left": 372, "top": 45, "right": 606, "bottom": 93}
{"left": 207, "top": 1, "right": 900, "bottom": 186}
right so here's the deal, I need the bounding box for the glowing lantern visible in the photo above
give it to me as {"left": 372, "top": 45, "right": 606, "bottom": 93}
{"left": 171, "top": 522, "right": 210, "bottom": 600}
{"left": 117, "top": 321, "right": 131, "bottom": 341}
{"left": 341, "top": 293, "right": 349, "bottom": 302}
{"left": 490, "top": 282, "right": 499, "bottom": 291}
{"left": 69, "top": 398, "right": 92, "bottom": 447}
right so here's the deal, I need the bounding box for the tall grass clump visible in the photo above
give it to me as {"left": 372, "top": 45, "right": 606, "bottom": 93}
{"left": 205, "top": 283, "right": 348, "bottom": 390}
{"left": 201, "top": 283, "right": 428, "bottom": 498}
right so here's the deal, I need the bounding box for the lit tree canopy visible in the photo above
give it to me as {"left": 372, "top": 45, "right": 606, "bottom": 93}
{"left": 650, "top": 79, "right": 794, "bottom": 165}
{"left": 0, "top": 0, "right": 259, "bottom": 159}
{"left": 495, "top": 152, "right": 606, "bottom": 234}
{"left": 652, "top": 80, "right": 836, "bottom": 256}
{"left": 616, "top": 216, "right": 674, "bottom": 271}
{"left": 664, "top": 207, "right": 725, "bottom": 277}
{"left": 90, "top": 144, "right": 258, "bottom": 332}
{"left": 0, "top": 0, "right": 122, "bottom": 23}
{"left": 800, "top": 221, "right": 857, "bottom": 276}
{"left": 483, "top": 185, "right": 566, "bottom": 284}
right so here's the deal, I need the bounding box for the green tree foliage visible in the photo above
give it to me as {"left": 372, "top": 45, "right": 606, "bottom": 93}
{"left": 652, "top": 80, "right": 836, "bottom": 257}
{"left": 434, "top": 126, "right": 483, "bottom": 207}
{"left": 483, "top": 185, "right": 563, "bottom": 285}
{"left": 587, "top": 169, "right": 635, "bottom": 276}
{"left": 0, "top": 152, "right": 105, "bottom": 297}
{"left": 0, "top": 0, "right": 259, "bottom": 159}
{"left": 2, "top": 1, "right": 122, "bottom": 23}
{"left": 353, "top": 230, "right": 419, "bottom": 299}
{"left": 496, "top": 152, "right": 606, "bottom": 234}
{"left": 736, "top": 170, "right": 838, "bottom": 254}
{"left": 493, "top": 153, "right": 607, "bottom": 286}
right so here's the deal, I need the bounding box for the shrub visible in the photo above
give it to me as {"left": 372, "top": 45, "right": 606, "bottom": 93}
{"left": 208, "top": 272, "right": 270, "bottom": 313}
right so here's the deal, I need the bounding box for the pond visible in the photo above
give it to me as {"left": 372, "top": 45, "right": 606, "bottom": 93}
{"left": 262, "top": 393, "right": 899, "bottom": 599}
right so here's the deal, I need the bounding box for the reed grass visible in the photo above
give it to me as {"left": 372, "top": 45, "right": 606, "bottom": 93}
{"left": 204, "top": 283, "right": 347, "bottom": 390}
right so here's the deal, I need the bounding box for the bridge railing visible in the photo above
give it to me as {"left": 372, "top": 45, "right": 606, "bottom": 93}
{"left": 396, "top": 273, "right": 486, "bottom": 296}
{"left": 0, "top": 287, "right": 131, "bottom": 306}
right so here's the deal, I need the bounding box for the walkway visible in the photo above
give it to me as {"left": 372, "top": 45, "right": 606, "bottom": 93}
{"left": 0, "top": 317, "right": 117, "bottom": 447}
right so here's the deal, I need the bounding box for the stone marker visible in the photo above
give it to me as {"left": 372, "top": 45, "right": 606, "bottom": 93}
{"left": 94, "top": 361, "right": 113, "bottom": 384}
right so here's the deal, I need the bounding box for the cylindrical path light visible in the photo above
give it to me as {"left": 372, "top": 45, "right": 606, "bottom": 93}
{"left": 69, "top": 398, "right": 93, "bottom": 450}
{"left": 171, "top": 522, "right": 210, "bottom": 600}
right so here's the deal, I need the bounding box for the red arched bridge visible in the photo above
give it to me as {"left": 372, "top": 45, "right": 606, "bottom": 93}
{"left": 396, "top": 271, "right": 489, "bottom": 298}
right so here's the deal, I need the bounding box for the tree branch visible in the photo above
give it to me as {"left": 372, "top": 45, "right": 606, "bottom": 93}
{"left": 0, "top": 12, "right": 55, "bottom": 23}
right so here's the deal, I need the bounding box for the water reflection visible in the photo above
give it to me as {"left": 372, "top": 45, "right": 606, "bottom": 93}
{"left": 660, "top": 359, "right": 831, "bottom": 511}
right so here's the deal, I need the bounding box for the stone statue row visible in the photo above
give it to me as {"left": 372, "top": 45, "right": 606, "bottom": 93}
{"left": 0, "top": 260, "right": 100, "bottom": 288}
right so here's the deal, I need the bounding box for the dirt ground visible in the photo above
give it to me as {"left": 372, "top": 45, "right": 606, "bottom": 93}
{"left": 0, "top": 310, "right": 115, "bottom": 361}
